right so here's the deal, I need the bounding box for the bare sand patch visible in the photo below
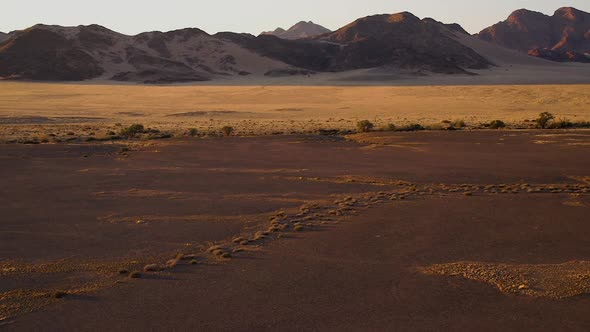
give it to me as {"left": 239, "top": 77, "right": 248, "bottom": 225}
{"left": 420, "top": 261, "right": 590, "bottom": 299}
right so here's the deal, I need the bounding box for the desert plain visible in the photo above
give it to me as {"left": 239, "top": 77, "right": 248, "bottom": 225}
{"left": 1, "top": 82, "right": 590, "bottom": 331}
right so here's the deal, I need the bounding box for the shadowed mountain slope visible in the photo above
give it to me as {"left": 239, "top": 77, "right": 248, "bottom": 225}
{"left": 219, "top": 12, "right": 491, "bottom": 74}
{"left": 0, "top": 24, "right": 288, "bottom": 82}
{"left": 478, "top": 7, "right": 590, "bottom": 62}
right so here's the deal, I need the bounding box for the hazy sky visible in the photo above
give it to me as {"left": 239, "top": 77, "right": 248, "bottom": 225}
{"left": 1, "top": 1, "right": 588, "bottom": 35}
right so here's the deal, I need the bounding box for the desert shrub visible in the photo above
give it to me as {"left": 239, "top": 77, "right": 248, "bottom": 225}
{"left": 129, "top": 271, "right": 141, "bottom": 278}
{"left": 148, "top": 133, "right": 173, "bottom": 140}
{"left": 489, "top": 120, "right": 506, "bottom": 129}
{"left": 222, "top": 126, "right": 234, "bottom": 136}
{"left": 425, "top": 124, "right": 444, "bottom": 130}
{"left": 385, "top": 123, "right": 396, "bottom": 131}
{"left": 119, "top": 124, "right": 145, "bottom": 138}
{"left": 318, "top": 129, "right": 339, "bottom": 136}
{"left": 356, "top": 120, "right": 374, "bottom": 133}
{"left": 572, "top": 121, "right": 590, "bottom": 128}
{"left": 548, "top": 118, "right": 573, "bottom": 129}
{"left": 397, "top": 123, "right": 425, "bottom": 132}
{"left": 451, "top": 119, "right": 466, "bottom": 129}
{"left": 189, "top": 128, "right": 198, "bottom": 137}
{"left": 535, "top": 112, "right": 555, "bottom": 129}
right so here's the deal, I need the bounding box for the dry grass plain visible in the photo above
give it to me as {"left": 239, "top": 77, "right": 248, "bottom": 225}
{"left": 0, "top": 82, "right": 589, "bottom": 142}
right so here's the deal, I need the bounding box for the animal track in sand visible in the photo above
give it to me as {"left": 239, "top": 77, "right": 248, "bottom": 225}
{"left": 4, "top": 179, "right": 589, "bottom": 319}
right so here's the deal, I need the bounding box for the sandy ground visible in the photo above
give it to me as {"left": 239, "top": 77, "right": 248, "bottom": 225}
{"left": 0, "top": 83, "right": 589, "bottom": 143}
{"left": 2, "top": 130, "right": 590, "bottom": 330}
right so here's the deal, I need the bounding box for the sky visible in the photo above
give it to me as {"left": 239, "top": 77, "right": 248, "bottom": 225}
{"left": 1, "top": 0, "right": 588, "bottom": 35}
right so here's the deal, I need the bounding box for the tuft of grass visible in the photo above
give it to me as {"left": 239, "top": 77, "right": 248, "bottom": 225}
{"left": 189, "top": 128, "right": 198, "bottom": 137}
{"left": 382, "top": 123, "right": 396, "bottom": 131}
{"left": 294, "top": 225, "right": 304, "bottom": 232}
{"left": 166, "top": 259, "right": 179, "bottom": 268}
{"left": 488, "top": 120, "right": 506, "bottom": 129}
{"left": 143, "top": 264, "right": 161, "bottom": 272}
{"left": 425, "top": 123, "right": 444, "bottom": 130}
{"left": 207, "top": 245, "right": 223, "bottom": 252}
{"left": 451, "top": 119, "right": 466, "bottom": 129}
{"left": 52, "top": 291, "right": 68, "bottom": 299}
{"left": 119, "top": 124, "right": 145, "bottom": 138}
{"left": 548, "top": 118, "right": 573, "bottom": 129}
{"left": 222, "top": 126, "right": 234, "bottom": 136}
{"left": 396, "top": 124, "right": 425, "bottom": 132}
{"left": 356, "top": 120, "right": 374, "bottom": 133}
{"left": 129, "top": 271, "right": 142, "bottom": 279}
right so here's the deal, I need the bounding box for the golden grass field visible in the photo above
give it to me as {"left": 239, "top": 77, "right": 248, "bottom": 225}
{"left": 0, "top": 82, "right": 589, "bottom": 141}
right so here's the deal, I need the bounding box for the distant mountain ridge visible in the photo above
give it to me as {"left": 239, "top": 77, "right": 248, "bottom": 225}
{"left": 478, "top": 7, "right": 590, "bottom": 62}
{"left": 1, "top": 7, "right": 589, "bottom": 82}
{"left": 218, "top": 12, "right": 490, "bottom": 74}
{"left": 261, "top": 21, "right": 331, "bottom": 39}
{"left": 312, "top": 12, "right": 488, "bottom": 72}
{"left": 0, "top": 24, "right": 288, "bottom": 82}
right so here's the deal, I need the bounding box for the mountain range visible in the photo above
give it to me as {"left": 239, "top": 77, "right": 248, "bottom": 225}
{"left": 0, "top": 7, "right": 588, "bottom": 83}
{"left": 478, "top": 7, "right": 590, "bottom": 62}
{"left": 261, "top": 21, "right": 331, "bottom": 39}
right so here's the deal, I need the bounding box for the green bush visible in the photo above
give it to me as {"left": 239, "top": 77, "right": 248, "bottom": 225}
{"left": 489, "top": 120, "right": 506, "bottom": 129}
{"left": 119, "top": 124, "right": 145, "bottom": 138}
{"left": 356, "top": 120, "right": 374, "bottom": 133}
{"left": 189, "top": 128, "right": 198, "bottom": 137}
{"left": 536, "top": 112, "right": 555, "bottom": 129}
